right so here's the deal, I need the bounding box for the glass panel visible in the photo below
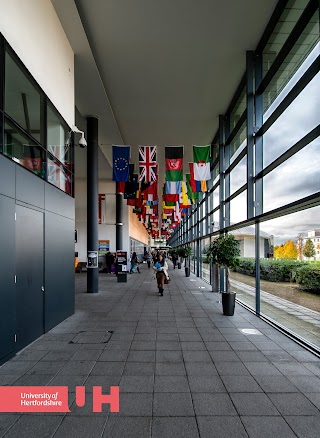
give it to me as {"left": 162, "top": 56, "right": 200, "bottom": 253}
{"left": 263, "top": 138, "right": 320, "bottom": 213}
{"left": 264, "top": 42, "right": 319, "bottom": 122}
{"left": 47, "top": 153, "right": 73, "bottom": 195}
{"left": 47, "top": 105, "right": 71, "bottom": 165}
{"left": 212, "top": 163, "right": 219, "bottom": 183}
{"left": 230, "top": 121, "right": 246, "bottom": 163}
{"left": 212, "top": 144, "right": 219, "bottom": 162}
{"left": 4, "top": 118, "right": 45, "bottom": 177}
{"left": 263, "top": 0, "right": 310, "bottom": 78}
{"left": 260, "top": 206, "right": 320, "bottom": 350}
{"left": 230, "top": 190, "right": 247, "bottom": 224}
{"left": 5, "top": 52, "right": 41, "bottom": 142}
{"left": 263, "top": 14, "right": 319, "bottom": 114}
{"left": 201, "top": 237, "right": 211, "bottom": 283}
{"left": 191, "top": 241, "right": 196, "bottom": 274}
{"left": 213, "top": 186, "right": 219, "bottom": 210}
{"left": 230, "top": 156, "right": 247, "bottom": 195}
{"left": 229, "top": 225, "right": 257, "bottom": 309}
{"left": 263, "top": 71, "right": 320, "bottom": 168}
{"left": 230, "top": 88, "right": 246, "bottom": 132}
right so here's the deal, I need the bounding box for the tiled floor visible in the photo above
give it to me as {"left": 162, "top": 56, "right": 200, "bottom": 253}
{"left": 1, "top": 262, "right": 320, "bottom": 437}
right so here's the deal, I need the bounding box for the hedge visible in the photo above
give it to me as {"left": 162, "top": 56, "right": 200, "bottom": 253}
{"left": 295, "top": 265, "right": 320, "bottom": 294}
{"left": 233, "top": 258, "right": 320, "bottom": 292}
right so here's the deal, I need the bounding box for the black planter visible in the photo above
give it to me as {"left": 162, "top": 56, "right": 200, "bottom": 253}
{"left": 185, "top": 267, "right": 190, "bottom": 277}
{"left": 177, "top": 262, "right": 181, "bottom": 269}
{"left": 222, "top": 292, "right": 236, "bottom": 316}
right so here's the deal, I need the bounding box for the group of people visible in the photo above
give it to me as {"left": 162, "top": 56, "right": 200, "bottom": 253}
{"left": 104, "top": 252, "right": 116, "bottom": 274}
{"left": 129, "top": 249, "right": 170, "bottom": 296}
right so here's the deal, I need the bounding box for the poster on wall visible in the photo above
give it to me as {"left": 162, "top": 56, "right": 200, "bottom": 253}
{"left": 98, "top": 240, "right": 110, "bottom": 254}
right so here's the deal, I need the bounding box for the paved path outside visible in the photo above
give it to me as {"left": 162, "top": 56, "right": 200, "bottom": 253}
{"left": 1, "top": 262, "right": 320, "bottom": 438}
{"left": 230, "top": 278, "right": 320, "bottom": 349}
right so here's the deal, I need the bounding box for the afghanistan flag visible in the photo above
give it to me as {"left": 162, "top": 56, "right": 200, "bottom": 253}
{"left": 193, "top": 145, "right": 211, "bottom": 181}
{"left": 112, "top": 145, "right": 130, "bottom": 182}
{"left": 165, "top": 146, "right": 183, "bottom": 181}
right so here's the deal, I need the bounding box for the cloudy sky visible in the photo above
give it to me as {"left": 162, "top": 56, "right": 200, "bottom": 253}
{"left": 229, "top": 43, "right": 320, "bottom": 245}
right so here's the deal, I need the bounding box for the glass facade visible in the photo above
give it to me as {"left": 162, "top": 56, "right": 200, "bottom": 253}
{"left": 0, "top": 39, "right": 74, "bottom": 196}
{"left": 169, "top": 1, "right": 320, "bottom": 354}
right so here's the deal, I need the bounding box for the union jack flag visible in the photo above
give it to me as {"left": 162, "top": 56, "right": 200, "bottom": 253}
{"left": 138, "top": 146, "right": 157, "bottom": 182}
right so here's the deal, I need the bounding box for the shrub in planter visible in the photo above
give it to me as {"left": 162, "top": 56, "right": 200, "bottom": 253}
{"left": 176, "top": 247, "right": 192, "bottom": 275}
{"left": 205, "top": 234, "right": 240, "bottom": 316}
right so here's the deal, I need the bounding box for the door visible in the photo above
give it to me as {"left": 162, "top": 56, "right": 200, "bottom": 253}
{"left": 16, "top": 205, "right": 44, "bottom": 350}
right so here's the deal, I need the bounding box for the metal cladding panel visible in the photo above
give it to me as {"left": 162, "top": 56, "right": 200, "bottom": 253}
{"left": 16, "top": 165, "right": 45, "bottom": 209}
{"left": 0, "top": 154, "right": 15, "bottom": 198}
{"left": 0, "top": 194, "right": 16, "bottom": 362}
{"left": 44, "top": 210, "right": 75, "bottom": 331}
{"left": 45, "top": 183, "right": 75, "bottom": 219}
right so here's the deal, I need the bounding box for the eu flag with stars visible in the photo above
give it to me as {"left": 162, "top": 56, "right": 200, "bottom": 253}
{"left": 112, "top": 145, "right": 130, "bottom": 182}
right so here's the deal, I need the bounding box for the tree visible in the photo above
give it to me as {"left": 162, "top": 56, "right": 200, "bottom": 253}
{"left": 303, "top": 238, "right": 316, "bottom": 260}
{"left": 283, "top": 240, "right": 298, "bottom": 260}
{"left": 296, "top": 233, "right": 304, "bottom": 261}
{"left": 274, "top": 244, "right": 285, "bottom": 259}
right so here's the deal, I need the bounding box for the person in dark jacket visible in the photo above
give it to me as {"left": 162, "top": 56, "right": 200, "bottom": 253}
{"left": 171, "top": 251, "right": 178, "bottom": 269}
{"left": 130, "top": 252, "right": 140, "bottom": 273}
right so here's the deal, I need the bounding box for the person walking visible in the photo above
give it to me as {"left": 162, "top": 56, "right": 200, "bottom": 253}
{"left": 146, "top": 251, "right": 152, "bottom": 269}
{"left": 130, "top": 251, "right": 140, "bottom": 273}
{"left": 171, "top": 251, "right": 178, "bottom": 269}
{"left": 153, "top": 254, "right": 169, "bottom": 296}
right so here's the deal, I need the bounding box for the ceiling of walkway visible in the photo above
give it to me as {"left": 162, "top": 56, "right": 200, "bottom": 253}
{"left": 53, "top": 0, "right": 278, "bottom": 179}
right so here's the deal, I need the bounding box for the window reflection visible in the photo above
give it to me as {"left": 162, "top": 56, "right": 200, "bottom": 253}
{"left": 230, "top": 121, "right": 246, "bottom": 163}
{"left": 4, "top": 118, "right": 45, "bottom": 177}
{"left": 263, "top": 72, "right": 320, "bottom": 168}
{"left": 47, "top": 105, "right": 71, "bottom": 165}
{"left": 5, "top": 52, "right": 42, "bottom": 142}
{"left": 230, "top": 190, "right": 247, "bottom": 224}
{"left": 263, "top": 138, "right": 320, "bottom": 213}
{"left": 230, "top": 156, "right": 247, "bottom": 195}
{"left": 47, "top": 154, "right": 73, "bottom": 195}
{"left": 201, "top": 237, "right": 210, "bottom": 283}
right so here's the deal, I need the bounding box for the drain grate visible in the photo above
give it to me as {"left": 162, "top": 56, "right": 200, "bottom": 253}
{"left": 69, "top": 330, "right": 114, "bottom": 344}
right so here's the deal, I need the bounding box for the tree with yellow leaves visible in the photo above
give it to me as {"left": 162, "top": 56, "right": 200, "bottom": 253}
{"left": 274, "top": 240, "right": 298, "bottom": 259}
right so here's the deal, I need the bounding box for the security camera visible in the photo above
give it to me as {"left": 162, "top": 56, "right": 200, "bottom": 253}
{"left": 70, "top": 125, "right": 87, "bottom": 148}
{"left": 78, "top": 134, "right": 87, "bottom": 148}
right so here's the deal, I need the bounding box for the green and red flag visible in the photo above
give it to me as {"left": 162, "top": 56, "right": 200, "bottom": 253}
{"left": 165, "top": 146, "right": 183, "bottom": 181}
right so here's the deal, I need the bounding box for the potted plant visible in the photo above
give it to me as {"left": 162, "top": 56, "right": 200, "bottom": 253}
{"left": 205, "top": 234, "right": 240, "bottom": 315}
{"left": 177, "top": 246, "right": 192, "bottom": 276}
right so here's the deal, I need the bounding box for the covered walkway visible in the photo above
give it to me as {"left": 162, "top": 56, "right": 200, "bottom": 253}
{"left": 1, "top": 263, "right": 320, "bottom": 438}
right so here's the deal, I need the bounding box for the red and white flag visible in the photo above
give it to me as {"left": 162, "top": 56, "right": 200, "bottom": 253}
{"left": 138, "top": 146, "right": 157, "bottom": 182}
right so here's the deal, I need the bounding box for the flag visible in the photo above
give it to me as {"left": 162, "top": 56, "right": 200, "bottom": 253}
{"left": 112, "top": 145, "right": 130, "bottom": 182}
{"left": 193, "top": 145, "right": 211, "bottom": 181}
{"left": 165, "top": 181, "right": 181, "bottom": 194}
{"left": 189, "top": 163, "right": 201, "bottom": 192}
{"left": 165, "top": 146, "right": 183, "bottom": 181}
{"left": 138, "top": 146, "right": 157, "bottom": 182}
{"left": 124, "top": 174, "right": 139, "bottom": 199}
{"left": 186, "top": 174, "right": 199, "bottom": 203}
